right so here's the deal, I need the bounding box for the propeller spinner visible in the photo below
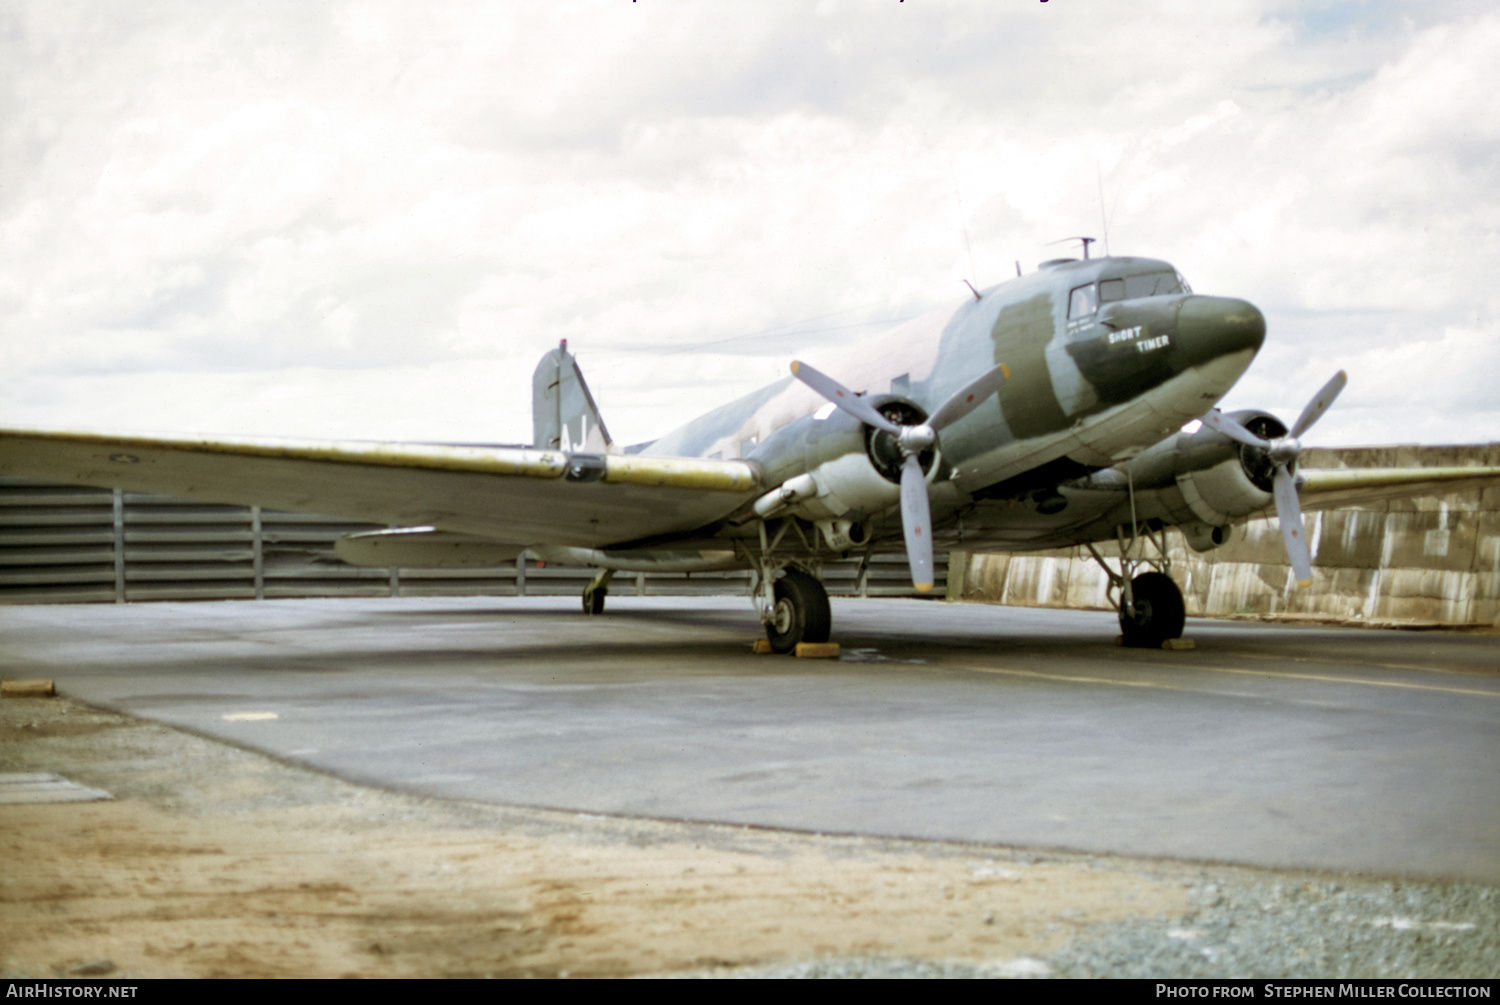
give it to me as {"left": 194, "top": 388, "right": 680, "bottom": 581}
{"left": 1200, "top": 370, "right": 1348, "bottom": 587}
{"left": 790, "top": 361, "right": 1009, "bottom": 592}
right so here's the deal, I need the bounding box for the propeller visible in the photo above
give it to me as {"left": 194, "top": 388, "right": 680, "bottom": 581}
{"left": 1200, "top": 370, "right": 1347, "bottom": 587}
{"left": 790, "top": 361, "right": 1009, "bottom": 592}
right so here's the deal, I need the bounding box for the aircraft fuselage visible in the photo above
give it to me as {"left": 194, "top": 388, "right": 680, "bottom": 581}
{"left": 639, "top": 256, "right": 1266, "bottom": 553}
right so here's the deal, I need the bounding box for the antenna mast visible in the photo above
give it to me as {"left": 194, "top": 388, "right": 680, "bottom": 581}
{"left": 1047, "top": 236, "right": 1098, "bottom": 260}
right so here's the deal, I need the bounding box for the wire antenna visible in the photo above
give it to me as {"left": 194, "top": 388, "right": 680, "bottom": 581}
{"left": 951, "top": 167, "right": 978, "bottom": 289}
{"left": 1096, "top": 164, "right": 1110, "bottom": 257}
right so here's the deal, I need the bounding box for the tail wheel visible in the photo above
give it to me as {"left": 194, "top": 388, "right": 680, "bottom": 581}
{"left": 1119, "top": 572, "right": 1185, "bottom": 648}
{"left": 765, "top": 568, "right": 831, "bottom": 654}
{"left": 583, "top": 586, "right": 607, "bottom": 615}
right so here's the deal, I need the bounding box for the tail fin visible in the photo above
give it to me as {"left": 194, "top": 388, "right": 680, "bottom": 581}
{"left": 532, "top": 340, "right": 615, "bottom": 453}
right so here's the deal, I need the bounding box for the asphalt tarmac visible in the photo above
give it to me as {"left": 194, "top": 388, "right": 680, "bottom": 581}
{"left": 2, "top": 596, "right": 1496, "bottom": 882}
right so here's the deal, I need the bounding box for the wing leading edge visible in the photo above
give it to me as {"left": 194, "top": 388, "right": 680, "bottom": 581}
{"left": 0, "top": 428, "right": 761, "bottom": 548}
{"left": 1297, "top": 466, "right": 1500, "bottom": 512}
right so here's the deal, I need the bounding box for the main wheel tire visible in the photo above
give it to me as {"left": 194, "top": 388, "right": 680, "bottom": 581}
{"left": 583, "top": 586, "right": 607, "bottom": 615}
{"left": 764, "top": 568, "right": 831, "bottom": 654}
{"left": 1118, "top": 572, "right": 1185, "bottom": 648}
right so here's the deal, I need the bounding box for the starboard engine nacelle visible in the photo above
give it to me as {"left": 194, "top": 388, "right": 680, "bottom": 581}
{"left": 750, "top": 395, "right": 937, "bottom": 536}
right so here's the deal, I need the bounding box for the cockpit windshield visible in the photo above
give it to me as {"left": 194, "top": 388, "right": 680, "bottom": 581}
{"left": 1067, "top": 284, "right": 1097, "bottom": 319}
{"left": 1098, "top": 271, "right": 1190, "bottom": 303}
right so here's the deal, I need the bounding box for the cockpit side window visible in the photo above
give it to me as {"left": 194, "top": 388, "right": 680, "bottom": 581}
{"left": 1098, "top": 278, "right": 1126, "bottom": 303}
{"left": 1068, "top": 284, "right": 1097, "bottom": 319}
{"left": 1123, "top": 271, "right": 1183, "bottom": 298}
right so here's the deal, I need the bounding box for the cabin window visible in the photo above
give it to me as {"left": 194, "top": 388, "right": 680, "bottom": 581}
{"left": 1068, "top": 284, "right": 1097, "bottom": 319}
{"left": 1099, "top": 278, "right": 1126, "bottom": 303}
{"left": 890, "top": 373, "right": 910, "bottom": 395}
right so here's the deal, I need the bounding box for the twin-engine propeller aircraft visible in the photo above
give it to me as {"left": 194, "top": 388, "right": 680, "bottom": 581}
{"left": 4, "top": 251, "right": 1498, "bottom": 651}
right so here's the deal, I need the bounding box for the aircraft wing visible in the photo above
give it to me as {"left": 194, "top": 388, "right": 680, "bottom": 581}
{"left": 1296, "top": 465, "right": 1500, "bottom": 512}
{"left": 0, "top": 428, "right": 761, "bottom": 548}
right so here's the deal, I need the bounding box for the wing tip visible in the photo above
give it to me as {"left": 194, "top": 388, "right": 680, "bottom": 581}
{"left": 915, "top": 582, "right": 934, "bottom": 593}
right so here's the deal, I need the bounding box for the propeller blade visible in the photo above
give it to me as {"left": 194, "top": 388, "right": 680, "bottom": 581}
{"left": 927, "top": 364, "right": 1010, "bottom": 431}
{"left": 899, "top": 454, "right": 934, "bottom": 593}
{"left": 1289, "top": 370, "right": 1348, "bottom": 439}
{"left": 1273, "top": 465, "right": 1314, "bottom": 586}
{"left": 790, "top": 361, "right": 902, "bottom": 435}
{"left": 1201, "top": 409, "right": 1270, "bottom": 449}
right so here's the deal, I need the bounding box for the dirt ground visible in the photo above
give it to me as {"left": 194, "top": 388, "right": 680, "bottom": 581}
{"left": 5, "top": 694, "right": 1496, "bottom": 981}
{"left": 0, "top": 694, "right": 1218, "bottom": 978}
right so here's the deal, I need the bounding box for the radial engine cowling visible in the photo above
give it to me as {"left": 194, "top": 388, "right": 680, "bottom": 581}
{"left": 1175, "top": 410, "right": 1289, "bottom": 523}
{"left": 1127, "top": 409, "right": 1289, "bottom": 540}
{"left": 774, "top": 395, "right": 936, "bottom": 524}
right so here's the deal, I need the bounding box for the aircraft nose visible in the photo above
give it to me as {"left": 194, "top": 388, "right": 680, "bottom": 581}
{"left": 1174, "top": 295, "right": 1265, "bottom": 366}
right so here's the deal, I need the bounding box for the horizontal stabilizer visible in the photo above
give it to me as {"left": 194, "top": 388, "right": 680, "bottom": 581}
{"left": 336, "top": 528, "right": 527, "bottom": 568}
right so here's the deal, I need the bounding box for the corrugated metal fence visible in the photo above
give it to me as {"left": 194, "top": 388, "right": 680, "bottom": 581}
{"left": 0, "top": 477, "right": 943, "bottom": 605}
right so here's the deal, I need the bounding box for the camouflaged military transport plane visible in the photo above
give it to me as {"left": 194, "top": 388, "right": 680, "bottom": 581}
{"left": 4, "top": 252, "right": 1499, "bottom": 652}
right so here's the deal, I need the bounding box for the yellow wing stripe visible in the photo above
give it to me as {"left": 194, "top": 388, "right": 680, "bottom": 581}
{"left": 1, "top": 429, "right": 760, "bottom": 493}
{"left": 604, "top": 454, "right": 760, "bottom": 491}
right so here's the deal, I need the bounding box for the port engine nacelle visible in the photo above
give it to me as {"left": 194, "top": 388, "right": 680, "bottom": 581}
{"left": 1127, "top": 409, "right": 1289, "bottom": 538}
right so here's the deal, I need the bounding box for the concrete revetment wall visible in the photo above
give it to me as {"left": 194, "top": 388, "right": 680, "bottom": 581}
{"left": 955, "top": 444, "right": 1500, "bottom": 627}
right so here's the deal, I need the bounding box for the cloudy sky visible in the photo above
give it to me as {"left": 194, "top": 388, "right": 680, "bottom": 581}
{"left": 2, "top": 0, "right": 1497, "bottom": 449}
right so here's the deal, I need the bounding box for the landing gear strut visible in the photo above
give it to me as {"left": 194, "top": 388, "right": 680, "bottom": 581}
{"left": 582, "top": 569, "right": 613, "bottom": 615}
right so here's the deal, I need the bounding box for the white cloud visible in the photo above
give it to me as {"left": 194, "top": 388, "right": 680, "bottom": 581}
{"left": 0, "top": 0, "right": 1496, "bottom": 449}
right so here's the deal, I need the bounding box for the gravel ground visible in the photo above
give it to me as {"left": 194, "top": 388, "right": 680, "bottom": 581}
{"left": 676, "top": 879, "right": 1500, "bottom": 979}
{"left": 1046, "top": 877, "right": 1499, "bottom": 979}
{"left": 5, "top": 694, "right": 1497, "bottom": 979}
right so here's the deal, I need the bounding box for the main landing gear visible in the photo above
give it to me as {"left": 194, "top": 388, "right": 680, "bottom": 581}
{"left": 1116, "top": 570, "right": 1185, "bottom": 648}
{"left": 748, "top": 519, "right": 833, "bottom": 653}
{"left": 762, "top": 567, "right": 831, "bottom": 654}
{"left": 582, "top": 569, "right": 613, "bottom": 615}
{"left": 1085, "top": 519, "right": 1187, "bottom": 648}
